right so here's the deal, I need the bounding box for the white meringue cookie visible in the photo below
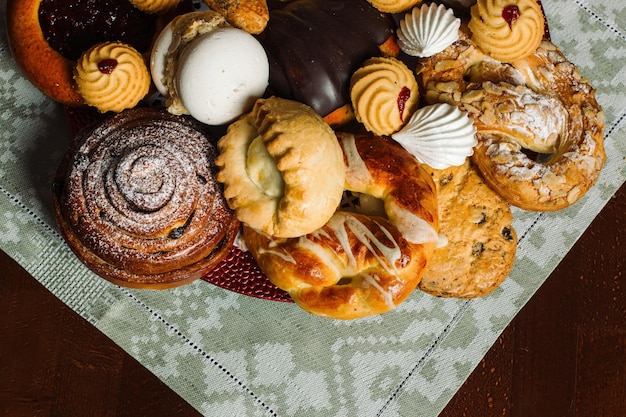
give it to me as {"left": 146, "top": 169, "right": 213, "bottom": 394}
{"left": 391, "top": 103, "right": 477, "bottom": 169}
{"left": 397, "top": 3, "right": 461, "bottom": 58}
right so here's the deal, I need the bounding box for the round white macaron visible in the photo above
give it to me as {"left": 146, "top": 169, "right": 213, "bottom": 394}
{"left": 176, "top": 27, "right": 269, "bottom": 125}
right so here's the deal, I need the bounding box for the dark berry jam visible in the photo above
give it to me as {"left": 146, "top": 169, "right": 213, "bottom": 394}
{"left": 38, "top": 0, "right": 156, "bottom": 61}
{"left": 502, "top": 5, "right": 521, "bottom": 29}
{"left": 98, "top": 59, "right": 118, "bottom": 74}
{"left": 397, "top": 86, "right": 411, "bottom": 123}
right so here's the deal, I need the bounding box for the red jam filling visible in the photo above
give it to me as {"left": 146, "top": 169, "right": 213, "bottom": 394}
{"left": 38, "top": 0, "right": 156, "bottom": 61}
{"left": 397, "top": 86, "right": 411, "bottom": 122}
{"left": 98, "top": 59, "right": 118, "bottom": 74}
{"left": 502, "top": 4, "right": 521, "bottom": 29}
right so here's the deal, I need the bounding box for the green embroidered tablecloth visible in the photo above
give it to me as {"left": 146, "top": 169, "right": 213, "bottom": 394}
{"left": 1, "top": 1, "right": 625, "bottom": 415}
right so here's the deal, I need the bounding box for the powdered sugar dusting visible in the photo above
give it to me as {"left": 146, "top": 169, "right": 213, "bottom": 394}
{"left": 61, "top": 108, "right": 237, "bottom": 275}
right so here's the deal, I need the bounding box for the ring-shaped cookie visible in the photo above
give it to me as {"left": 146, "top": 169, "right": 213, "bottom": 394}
{"left": 418, "top": 31, "right": 605, "bottom": 211}
{"left": 244, "top": 133, "right": 439, "bottom": 320}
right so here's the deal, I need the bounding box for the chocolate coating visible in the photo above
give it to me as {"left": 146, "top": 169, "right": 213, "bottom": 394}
{"left": 259, "top": 0, "right": 396, "bottom": 117}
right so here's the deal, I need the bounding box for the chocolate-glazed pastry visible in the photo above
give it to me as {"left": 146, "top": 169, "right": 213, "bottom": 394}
{"left": 53, "top": 108, "right": 239, "bottom": 289}
{"left": 258, "top": 0, "right": 397, "bottom": 118}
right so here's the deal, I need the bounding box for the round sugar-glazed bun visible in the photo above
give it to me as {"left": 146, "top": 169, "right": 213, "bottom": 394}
{"left": 52, "top": 107, "right": 239, "bottom": 289}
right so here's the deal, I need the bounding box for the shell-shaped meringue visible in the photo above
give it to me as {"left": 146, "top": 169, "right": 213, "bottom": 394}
{"left": 391, "top": 103, "right": 477, "bottom": 169}
{"left": 397, "top": 4, "right": 461, "bottom": 58}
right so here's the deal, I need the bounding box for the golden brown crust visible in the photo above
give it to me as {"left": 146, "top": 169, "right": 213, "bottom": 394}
{"left": 129, "top": 0, "right": 181, "bottom": 14}
{"left": 216, "top": 97, "right": 345, "bottom": 239}
{"left": 418, "top": 32, "right": 605, "bottom": 211}
{"left": 244, "top": 133, "right": 439, "bottom": 320}
{"left": 420, "top": 159, "right": 517, "bottom": 298}
{"left": 52, "top": 108, "right": 238, "bottom": 289}
{"left": 203, "top": 0, "right": 269, "bottom": 34}
{"left": 7, "top": 0, "right": 83, "bottom": 106}
{"left": 244, "top": 212, "right": 429, "bottom": 319}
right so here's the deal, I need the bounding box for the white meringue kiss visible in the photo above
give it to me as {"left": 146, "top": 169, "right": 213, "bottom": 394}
{"left": 391, "top": 103, "right": 477, "bottom": 169}
{"left": 397, "top": 3, "right": 460, "bottom": 58}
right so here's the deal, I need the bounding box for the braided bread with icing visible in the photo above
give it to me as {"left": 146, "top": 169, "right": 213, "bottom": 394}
{"left": 244, "top": 133, "right": 438, "bottom": 319}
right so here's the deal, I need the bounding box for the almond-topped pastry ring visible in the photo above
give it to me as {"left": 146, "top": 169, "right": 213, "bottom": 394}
{"left": 418, "top": 29, "right": 605, "bottom": 211}
{"left": 244, "top": 133, "right": 439, "bottom": 319}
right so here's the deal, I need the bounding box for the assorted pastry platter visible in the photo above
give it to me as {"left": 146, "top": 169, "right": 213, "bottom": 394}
{"left": 6, "top": 0, "right": 605, "bottom": 318}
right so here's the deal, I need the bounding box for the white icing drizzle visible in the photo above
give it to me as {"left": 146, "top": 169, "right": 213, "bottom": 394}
{"left": 324, "top": 212, "right": 402, "bottom": 275}
{"left": 436, "top": 233, "right": 449, "bottom": 249}
{"left": 386, "top": 200, "right": 439, "bottom": 244}
{"left": 256, "top": 230, "right": 297, "bottom": 264}
{"left": 341, "top": 134, "right": 374, "bottom": 189}
{"left": 362, "top": 273, "right": 395, "bottom": 309}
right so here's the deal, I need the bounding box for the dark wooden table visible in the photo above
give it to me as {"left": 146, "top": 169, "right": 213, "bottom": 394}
{"left": 1, "top": 182, "right": 624, "bottom": 417}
